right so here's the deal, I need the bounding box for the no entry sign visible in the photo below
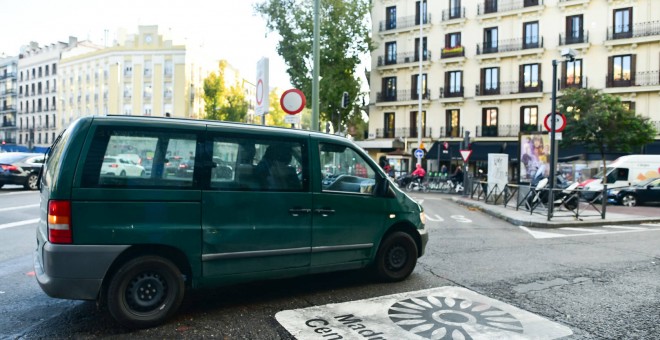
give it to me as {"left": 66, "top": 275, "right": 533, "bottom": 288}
{"left": 280, "top": 89, "right": 306, "bottom": 115}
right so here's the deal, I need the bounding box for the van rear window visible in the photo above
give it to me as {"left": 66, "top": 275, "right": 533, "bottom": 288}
{"left": 42, "top": 128, "right": 71, "bottom": 189}
{"left": 81, "top": 127, "right": 199, "bottom": 189}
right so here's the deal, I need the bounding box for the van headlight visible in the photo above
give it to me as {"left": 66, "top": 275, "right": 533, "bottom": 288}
{"left": 420, "top": 212, "right": 426, "bottom": 225}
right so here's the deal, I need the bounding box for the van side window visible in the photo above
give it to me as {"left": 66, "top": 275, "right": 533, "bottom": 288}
{"left": 319, "top": 142, "right": 377, "bottom": 194}
{"left": 209, "top": 136, "right": 306, "bottom": 192}
{"left": 81, "top": 128, "right": 198, "bottom": 188}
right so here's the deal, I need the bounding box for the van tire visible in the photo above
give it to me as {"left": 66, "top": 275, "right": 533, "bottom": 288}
{"left": 374, "top": 231, "right": 418, "bottom": 282}
{"left": 107, "top": 256, "right": 184, "bottom": 329}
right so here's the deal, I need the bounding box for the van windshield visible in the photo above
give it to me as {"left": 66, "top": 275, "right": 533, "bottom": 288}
{"left": 592, "top": 167, "right": 615, "bottom": 179}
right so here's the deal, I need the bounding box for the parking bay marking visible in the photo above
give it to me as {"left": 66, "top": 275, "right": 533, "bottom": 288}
{"left": 0, "top": 218, "right": 40, "bottom": 230}
{"left": 520, "top": 225, "right": 660, "bottom": 239}
{"left": 0, "top": 204, "right": 39, "bottom": 212}
{"left": 276, "top": 286, "right": 572, "bottom": 339}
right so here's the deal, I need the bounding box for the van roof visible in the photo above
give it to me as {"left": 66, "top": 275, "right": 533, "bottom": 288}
{"left": 612, "top": 154, "right": 660, "bottom": 164}
{"left": 87, "top": 115, "right": 349, "bottom": 143}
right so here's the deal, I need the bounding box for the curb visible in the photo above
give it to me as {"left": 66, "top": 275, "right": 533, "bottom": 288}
{"left": 452, "top": 197, "right": 660, "bottom": 228}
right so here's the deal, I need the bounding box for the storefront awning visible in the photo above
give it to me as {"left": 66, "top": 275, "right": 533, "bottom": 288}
{"left": 355, "top": 138, "right": 405, "bottom": 150}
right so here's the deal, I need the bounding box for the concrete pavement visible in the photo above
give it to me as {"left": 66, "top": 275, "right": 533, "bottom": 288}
{"left": 450, "top": 194, "right": 660, "bottom": 228}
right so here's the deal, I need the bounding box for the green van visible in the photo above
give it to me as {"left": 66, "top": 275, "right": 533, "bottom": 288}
{"left": 34, "top": 116, "right": 428, "bottom": 328}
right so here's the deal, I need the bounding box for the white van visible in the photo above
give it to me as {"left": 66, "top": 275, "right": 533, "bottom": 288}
{"left": 580, "top": 155, "right": 660, "bottom": 197}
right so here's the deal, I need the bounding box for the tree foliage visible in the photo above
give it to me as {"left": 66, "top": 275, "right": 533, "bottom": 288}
{"left": 558, "top": 87, "right": 656, "bottom": 183}
{"left": 203, "top": 60, "right": 248, "bottom": 122}
{"left": 254, "top": 0, "right": 373, "bottom": 132}
{"left": 265, "top": 89, "right": 288, "bottom": 127}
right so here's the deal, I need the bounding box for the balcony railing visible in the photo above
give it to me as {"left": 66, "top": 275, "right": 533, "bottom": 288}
{"left": 0, "top": 105, "right": 17, "bottom": 113}
{"left": 476, "top": 124, "right": 541, "bottom": 137}
{"left": 377, "top": 51, "right": 432, "bottom": 67}
{"left": 442, "top": 7, "right": 465, "bottom": 21}
{"left": 439, "top": 86, "right": 464, "bottom": 98}
{"left": 477, "top": 37, "right": 544, "bottom": 55}
{"left": 0, "top": 72, "right": 17, "bottom": 80}
{"left": 441, "top": 46, "right": 465, "bottom": 58}
{"left": 606, "top": 71, "right": 660, "bottom": 88}
{"left": 559, "top": 31, "right": 589, "bottom": 45}
{"left": 478, "top": 0, "right": 542, "bottom": 15}
{"left": 607, "top": 21, "right": 660, "bottom": 40}
{"left": 439, "top": 126, "right": 465, "bottom": 138}
{"left": 374, "top": 127, "right": 433, "bottom": 139}
{"left": 378, "top": 14, "right": 432, "bottom": 32}
{"left": 376, "top": 89, "right": 432, "bottom": 103}
{"left": 559, "top": 76, "right": 589, "bottom": 90}
{"left": 1, "top": 122, "right": 16, "bottom": 128}
{"left": 475, "top": 80, "right": 544, "bottom": 96}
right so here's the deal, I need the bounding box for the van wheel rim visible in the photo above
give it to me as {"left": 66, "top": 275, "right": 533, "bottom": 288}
{"left": 126, "top": 272, "right": 167, "bottom": 312}
{"left": 386, "top": 244, "right": 407, "bottom": 271}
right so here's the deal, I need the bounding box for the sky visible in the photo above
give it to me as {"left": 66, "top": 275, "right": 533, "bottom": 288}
{"left": 0, "top": 0, "right": 292, "bottom": 89}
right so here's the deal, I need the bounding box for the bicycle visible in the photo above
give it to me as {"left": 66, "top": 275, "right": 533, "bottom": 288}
{"left": 406, "top": 177, "right": 430, "bottom": 192}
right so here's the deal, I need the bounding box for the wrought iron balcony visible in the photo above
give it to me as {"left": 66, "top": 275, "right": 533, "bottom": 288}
{"left": 607, "top": 21, "right": 660, "bottom": 40}
{"left": 475, "top": 80, "right": 544, "bottom": 96}
{"left": 475, "top": 124, "right": 540, "bottom": 137}
{"left": 439, "top": 86, "right": 464, "bottom": 98}
{"left": 559, "top": 76, "right": 589, "bottom": 90}
{"left": 606, "top": 71, "right": 660, "bottom": 88}
{"left": 376, "top": 89, "right": 432, "bottom": 103}
{"left": 377, "top": 51, "right": 432, "bottom": 67}
{"left": 379, "top": 14, "right": 432, "bottom": 32}
{"left": 478, "top": 0, "right": 542, "bottom": 15}
{"left": 477, "top": 37, "right": 544, "bottom": 55}
{"left": 559, "top": 31, "right": 589, "bottom": 45}
{"left": 441, "top": 46, "right": 465, "bottom": 59}
{"left": 442, "top": 7, "right": 465, "bottom": 21}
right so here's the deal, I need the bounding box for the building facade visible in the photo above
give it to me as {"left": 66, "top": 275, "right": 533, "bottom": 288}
{"left": 366, "top": 0, "right": 660, "bottom": 180}
{"left": 0, "top": 56, "right": 18, "bottom": 145}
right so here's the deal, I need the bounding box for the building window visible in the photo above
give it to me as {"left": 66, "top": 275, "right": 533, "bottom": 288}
{"left": 484, "top": 0, "right": 497, "bottom": 14}
{"left": 523, "top": 21, "right": 539, "bottom": 49}
{"left": 483, "top": 27, "right": 498, "bottom": 53}
{"left": 385, "top": 42, "right": 397, "bottom": 65}
{"left": 613, "top": 7, "right": 632, "bottom": 38}
{"left": 480, "top": 67, "right": 500, "bottom": 95}
{"left": 384, "top": 112, "right": 395, "bottom": 138}
{"left": 482, "top": 108, "right": 498, "bottom": 137}
{"left": 608, "top": 55, "right": 634, "bottom": 87}
{"left": 565, "top": 15, "right": 584, "bottom": 44}
{"left": 524, "top": 0, "right": 539, "bottom": 7}
{"left": 411, "top": 74, "right": 428, "bottom": 100}
{"left": 52, "top": 63, "right": 56, "bottom": 75}
{"left": 621, "top": 101, "right": 635, "bottom": 111}
{"left": 410, "top": 111, "right": 427, "bottom": 138}
{"left": 449, "top": 0, "right": 461, "bottom": 19}
{"left": 562, "top": 59, "right": 583, "bottom": 88}
{"left": 520, "top": 63, "right": 541, "bottom": 92}
{"left": 386, "top": 6, "right": 396, "bottom": 30}
{"left": 381, "top": 77, "right": 397, "bottom": 101}
{"left": 444, "top": 71, "right": 463, "bottom": 97}
{"left": 442, "top": 32, "right": 463, "bottom": 58}
{"left": 446, "top": 109, "right": 460, "bottom": 137}
{"left": 414, "top": 37, "right": 428, "bottom": 61}
{"left": 520, "top": 106, "right": 538, "bottom": 132}
{"left": 415, "top": 0, "right": 428, "bottom": 25}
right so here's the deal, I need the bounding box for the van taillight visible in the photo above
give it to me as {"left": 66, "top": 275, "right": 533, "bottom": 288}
{"left": 48, "top": 200, "right": 72, "bottom": 244}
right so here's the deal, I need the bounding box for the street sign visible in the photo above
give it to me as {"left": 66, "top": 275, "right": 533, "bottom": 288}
{"left": 544, "top": 113, "right": 567, "bottom": 132}
{"left": 280, "top": 89, "right": 306, "bottom": 115}
{"left": 460, "top": 149, "right": 472, "bottom": 162}
{"left": 414, "top": 149, "right": 425, "bottom": 159}
{"left": 255, "top": 58, "right": 269, "bottom": 116}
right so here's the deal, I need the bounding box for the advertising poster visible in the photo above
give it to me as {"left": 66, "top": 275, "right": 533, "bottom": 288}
{"left": 519, "top": 133, "right": 550, "bottom": 183}
{"left": 488, "top": 154, "right": 509, "bottom": 195}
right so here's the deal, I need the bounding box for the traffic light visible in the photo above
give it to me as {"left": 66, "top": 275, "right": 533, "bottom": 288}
{"left": 341, "top": 92, "right": 349, "bottom": 109}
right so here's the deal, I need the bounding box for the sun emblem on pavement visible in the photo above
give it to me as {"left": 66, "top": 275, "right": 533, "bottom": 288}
{"left": 388, "top": 296, "right": 523, "bottom": 339}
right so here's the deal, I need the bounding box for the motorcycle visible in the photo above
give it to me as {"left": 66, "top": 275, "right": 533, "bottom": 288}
{"left": 405, "top": 175, "right": 429, "bottom": 192}
{"left": 527, "top": 174, "right": 580, "bottom": 211}
{"left": 395, "top": 174, "right": 414, "bottom": 188}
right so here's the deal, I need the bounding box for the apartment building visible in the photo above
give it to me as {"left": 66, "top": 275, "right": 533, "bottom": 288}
{"left": 365, "top": 0, "right": 660, "bottom": 179}
{"left": 56, "top": 25, "right": 191, "bottom": 134}
{"left": 0, "top": 56, "right": 18, "bottom": 146}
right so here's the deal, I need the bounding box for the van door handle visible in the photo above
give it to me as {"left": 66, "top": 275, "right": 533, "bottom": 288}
{"left": 314, "top": 208, "right": 335, "bottom": 217}
{"left": 289, "top": 208, "right": 312, "bottom": 217}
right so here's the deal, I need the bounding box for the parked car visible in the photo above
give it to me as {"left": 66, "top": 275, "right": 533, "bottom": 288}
{"left": 610, "top": 177, "right": 660, "bottom": 206}
{"left": 101, "top": 156, "right": 146, "bottom": 177}
{"left": 175, "top": 159, "right": 195, "bottom": 177}
{"left": 0, "top": 152, "right": 45, "bottom": 190}
{"left": 164, "top": 156, "right": 183, "bottom": 175}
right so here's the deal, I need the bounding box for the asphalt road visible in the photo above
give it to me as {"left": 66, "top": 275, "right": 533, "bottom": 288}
{"left": 1, "top": 188, "right": 658, "bottom": 339}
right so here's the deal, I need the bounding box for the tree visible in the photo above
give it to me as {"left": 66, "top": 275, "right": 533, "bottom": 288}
{"left": 265, "top": 88, "right": 288, "bottom": 127}
{"left": 203, "top": 60, "right": 249, "bottom": 122}
{"left": 558, "top": 87, "right": 656, "bottom": 184}
{"left": 255, "top": 0, "right": 373, "bottom": 132}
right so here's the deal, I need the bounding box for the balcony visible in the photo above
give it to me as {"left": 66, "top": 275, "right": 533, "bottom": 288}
{"left": 376, "top": 51, "right": 432, "bottom": 68}
{"left": 441, "top": 46, "right": 465, "bottom": 59}
{"left": 376, "top": 89, "right": 432, "bottom": 103}
{"left": 378, "top": 14, "right": 432, "bottom": 34}
{"left": 559, "top": 31, "right": 589, "bottom": 45}
{"left": 0, "top": 105, "right": 17, "bottom": 113}
{"left": 439, "top": 126, "right": 465, "bottom": 138}
{"left": 559, "top": 76, "right": 589, "bottom": 90}
{"left": 439, "top": 86, "right": 464, "bottom": 98}
{"left": 476, "top": 37, "right": 544, "bottom": 60}
{"left": 476, "top": 124, "right": 541, "bottom": 137}
{"left": 0, "top": 89, "right": 16, "bottom": 97}
{"left": 441, "top": 7, "right": 465, "bottom": 22}
{"left": 1, "top": 138, "right": 17, "bottom": 144}
{"left": 477, "top": 0, "right": 544, "bottom": 17}
{"left": 475, "top": 80, "right": 544, "bottom": 99}
{"left": 375, "top": 127, "right": 433, "bottom": 139}
{"left": 0, "top": 72, "right": 16, "bottom": 80}
{"left": 605, "top": 71, "right": 660, "bottom": 92}
{"left": 607, "top": 21, "right": 660, "bottom": 41}
{"left": 0, "top": 121, "right": 16, "bottom": 129}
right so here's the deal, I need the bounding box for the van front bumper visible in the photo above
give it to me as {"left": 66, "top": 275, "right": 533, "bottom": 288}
{"left": 418, "top": 225, "right": 429, "bottom": 257}
{"left": 34, "top": 242, "right": 129, "bottom": 301}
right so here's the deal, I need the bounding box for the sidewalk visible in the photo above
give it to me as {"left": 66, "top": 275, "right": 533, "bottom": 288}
{"left": 450, "top": 195, "right": 660, "bottom": 228}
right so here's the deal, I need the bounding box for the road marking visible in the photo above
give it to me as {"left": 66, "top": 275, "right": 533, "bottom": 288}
{"left": 561, "top": 227, "right": 605, "bottom": 233}
{"left": 0, "top": 219, "right": 40, "bottom": 230}
{"left": 276, "top": 286, "right": 572, "bottom": 339}
{"left": 425, "top": 214, "right": 444, "bottom": 222}
{"left": 521, "top": 225, "right": 660, "bottom": 239}
{"left": 0, "top": 204, "right": 39, "bottom": 212}
{"left": 451, "top": 215, "right": 472, "bottom": 223}
{"left": 0, "top": 191, "right": 39, "bottom": 196}
{"left": 602, "top": 225, "right": 646, "bottom": 230}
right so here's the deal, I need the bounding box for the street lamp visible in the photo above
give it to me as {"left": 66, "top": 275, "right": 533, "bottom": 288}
{"left": 548, "top": 48, "right": 577, "bottom": 220}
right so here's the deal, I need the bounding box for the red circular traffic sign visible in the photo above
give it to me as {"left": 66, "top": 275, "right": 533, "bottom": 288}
{"left": 256, "top": 79, "right": 264, "bottom": 105}
{"left": 544, "top": 113, "right": 567, "bottom": 132}
{"left": 280, "top": 89, "right": 306, "bottom": 115}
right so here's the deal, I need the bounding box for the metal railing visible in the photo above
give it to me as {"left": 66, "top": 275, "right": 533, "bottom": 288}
{"left": 607, "top": 21, "right": 660, "bottom": 40}
{"left": 442, "top": 7, "right": 465, "bottom": 21}
{"left": 477, "top": 0, "right": 543, "bottom": 15}
{"left": 377, "top": 51, "right": 432, "bottom": 67}
{"left": 379, "top": 14, "right": 432, "bottom": 32}
{"left": 606, "top": 70, "right": 660, "bottom": 88}
{"left": 439, "top": 86, "right": 464, "bottom": 98}
{"left": 559, "top": 31, "right": 589, "bottom": 45}
{"left": 475, "top": 80, "right": 543, "bottom": 96}
{"left": 477, "top": 37, "right": 544, "bottom": 55}
{"left": 376, "top": 89, "right": 432, "bottom": 103}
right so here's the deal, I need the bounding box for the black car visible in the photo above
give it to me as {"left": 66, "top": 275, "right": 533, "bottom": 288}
{"left": 0, "top": 152, "right": 45, "bottom": 190}
{"left": 611, "top": 177, "right": 660, "bottom": 207}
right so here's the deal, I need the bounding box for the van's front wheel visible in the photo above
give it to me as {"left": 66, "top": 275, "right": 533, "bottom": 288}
{"left": 107, "top": 256, "right": 184, "bottom": 329}
{"left": 374, "top": 232, "right": 418, "bottom": 282}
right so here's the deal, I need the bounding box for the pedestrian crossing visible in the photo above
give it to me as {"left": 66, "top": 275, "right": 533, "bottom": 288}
{"left": 520, "top": 223, "right": 660, "bottom": 239}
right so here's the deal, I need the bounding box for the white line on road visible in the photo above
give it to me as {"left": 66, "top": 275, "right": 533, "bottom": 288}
{"left": 561, "top": 227, "right": 606, "bottom": 233}
{"left": 0, "top": 191, "right": 39, "bottom": 196}
{"left": 0, "top": 204, "right": 39, "bottom": 212}
{"left": 0, "top": 218, "right": 40, "bottom": 230}
{"left": 602, "top": 225, "right": 647, "bottom": 230}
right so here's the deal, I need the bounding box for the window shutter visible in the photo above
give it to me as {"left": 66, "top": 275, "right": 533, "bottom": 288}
{"left": 519, "top": 65, "right": 524, "bottom": 92}
{"left": 607, "top": 56, "right": 613, "bottom": 86}
{"left": 630, "top": 55, "right": 637, "bottom": 85}
{"left": 561, "top": 61, "right": 567, "bottom": 88}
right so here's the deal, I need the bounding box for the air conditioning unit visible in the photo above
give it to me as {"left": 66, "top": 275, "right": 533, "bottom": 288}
{"left": 404, "top": 57, "right": 411, "bottom": 63}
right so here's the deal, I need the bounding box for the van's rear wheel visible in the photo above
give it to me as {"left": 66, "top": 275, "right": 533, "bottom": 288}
{"left": 107, "top": 256, "right": 184, "bottom": 329}
{"left": 374, "top": 231, "right": 418, "bottom": 282}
